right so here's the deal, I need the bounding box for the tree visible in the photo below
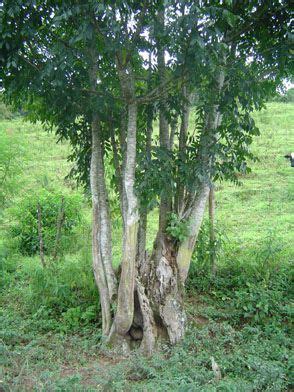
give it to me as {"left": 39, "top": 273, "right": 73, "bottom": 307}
{"left": 0, "top": 0, "right": 291, "bottom": 354}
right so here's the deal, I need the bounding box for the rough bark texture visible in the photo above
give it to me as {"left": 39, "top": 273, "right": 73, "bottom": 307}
{"left": 136, "top": 277, "right": 157, "bottom": 356}
{"left": 147, "top": 237, "right": 186, "bottom": 347}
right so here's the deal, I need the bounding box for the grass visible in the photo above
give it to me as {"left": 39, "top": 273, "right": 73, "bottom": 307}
{"left": 216, "top": 102, "right": 294, "bottom": 258}
{"left": 0, "top": 102, "right": 293, "bottom": 391}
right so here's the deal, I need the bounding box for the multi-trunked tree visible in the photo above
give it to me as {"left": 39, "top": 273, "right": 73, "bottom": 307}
{"left": 1, "top": 0, "right": 291, "bottom": 353}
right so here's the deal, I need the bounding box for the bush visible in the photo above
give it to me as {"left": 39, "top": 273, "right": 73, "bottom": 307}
{"left": 9, "top": 190, "right": 83, "bottom": 256}
{"left": 232, "top": 281, "right": 289, "bottom": 325}
{"left": 2, "top": 252, "right": 100, "bottom": 332}
{"left": 187, "top": 219, "right": 227, "bottom": 280}
{"left": 187, "top": 230, "right": 292, "bottom": 328}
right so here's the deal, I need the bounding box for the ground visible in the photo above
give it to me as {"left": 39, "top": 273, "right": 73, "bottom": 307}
{"left": 0, "top": 102, "right": 293, "bottom": 391}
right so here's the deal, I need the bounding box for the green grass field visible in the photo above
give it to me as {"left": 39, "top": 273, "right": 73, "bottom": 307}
{"left": 0, "top": 103, "right": 293, "bottom": 391}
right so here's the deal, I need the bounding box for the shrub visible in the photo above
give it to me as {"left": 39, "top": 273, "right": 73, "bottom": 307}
{"left": 187, "top": 230, "right": 292, "bottom": 328}
{"left": 232, "top": 281, "right": 288, "bottom": 325}
{"left": 166, "top": 212, "right": 189, "bottom": 243}
{"left": 10, "top": 254, "right": 100, "bottom": 331}
{"left": 187, "top": 219, "right": 227, "bottom": 283}
{"left": 9, "top": 190, "right": 83, "bottom": 256}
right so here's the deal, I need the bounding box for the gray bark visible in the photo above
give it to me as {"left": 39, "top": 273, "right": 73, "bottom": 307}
{"left": 91, "top": 201, "right": 112, "bottom": 335}
{"left": 136, "top": 277, "right": 157, "bottom": 356}
{"left": 169, "top": 120, "right": 177, "bottom": 150}
{"left": 113, "top": 101, "right": 139, "bottom": 336}
{"left": 177, "top": 184, "right": 210, "bottom": 283}
{"left": 137, "top": 108, "right": 152, "bottom": 264}
{"left": 156, "top": 8, "right": 172, "bottom": 235}
{"left": 90, "top": 124, "right": 112, "bottom": 335}
{"left": 88, "top": 52, "right": 117, "bottom": 305}
{"left": 92, "top": 121, "right": 117, "bottom": 301}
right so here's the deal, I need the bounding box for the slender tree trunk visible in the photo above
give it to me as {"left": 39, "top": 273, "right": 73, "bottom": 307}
{"left": 119, "top": 109, "right": 128, "bottom": 228}
{"left": 94, "top": 122, "right": 117, "bottom": 301}
{"left": 88, "top": 51, "right": 117, "bottom": 314}
{"left": 92, "top": 201, "right": 112, "bottom": 335}
{"left": 177, "top": 70, "right": 225, "bottom": 284}
{"left": 169, "top": 120, "right": 177, "bottom": 150}
{"left": 137, "top": 107, "right": 153, "bottom": 264}
{"left": 176, "top": 87, "right": 192, "bottom": 216}
{"left": 90, "top": 117, "right": 119, "bottom": 335}
{"left": 112, "top": 101, "right": 139, "bottom": 339}
{"left": 37, "top": 203, "right": 46, "bottom": 268}
{"left": 53, "top": 197, "right": 65, "bottom": 260}
{"left": 177, "top": 184, "right": 210, "bottom": 283}
{"left": 156, "top": 8, "right": 171, "bottom": 234}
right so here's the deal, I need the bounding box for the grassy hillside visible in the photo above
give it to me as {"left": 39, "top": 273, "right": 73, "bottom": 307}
{"left": 0, "top": 103, "right": 293, "bottom": 391}
{"left": 217, "top": 103, "right": 293, "bottom": 254}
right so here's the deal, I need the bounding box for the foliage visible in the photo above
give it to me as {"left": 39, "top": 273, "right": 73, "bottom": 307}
{"left": 0, "top": 0, "right": 291, "bottom": 195}
{"left": 1, "top": 252, "right": 100, "bottom": 332}
{"left": 166, "top": 212, "right": 189, "bottom": 243}
{"left": 187, "top": 231, "right": 292, "bottom": 329}
{"left": 189, "top": 218, "right": 227, "bottom": 274}
{"left": 8, "top": 190, "right": 82, "bottom": 256}
{"left": 1, "top": 266, "right": 292, "bottom": 390}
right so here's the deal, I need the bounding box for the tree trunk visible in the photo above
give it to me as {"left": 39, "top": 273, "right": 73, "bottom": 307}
{"left": 88, "top": 52, "right": 117, "bottom": 314}
{"left": 176, "top": 86, "right": 192, "bottom": 216}
{"left": 90, "top": 121, "right": 113, "bottom": 336}
{"left": 112, "top": 102, "right": 139, "bottom": 338}
{"left": 104, "top": 52, "right": 225, "bottom": 355}
{"left": 176, "top": 70, "right": 225, "bottom": 284}
{"left": 156, "top": 7, "right": 172, "bottom": 235}
{"left": 136, "top": 235, "right": 186, "bottom": 353}
{"left": 37, "top": 203, "right": 46, "bottom": 268}
{"left": 137, "top": 106, "right": 153, "bottom": 265}
{"left": 53, "top": 197, "right": 65, "bottom": 260}
{"left": 177, "top": 185, "right": 210, "bottom": 283}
